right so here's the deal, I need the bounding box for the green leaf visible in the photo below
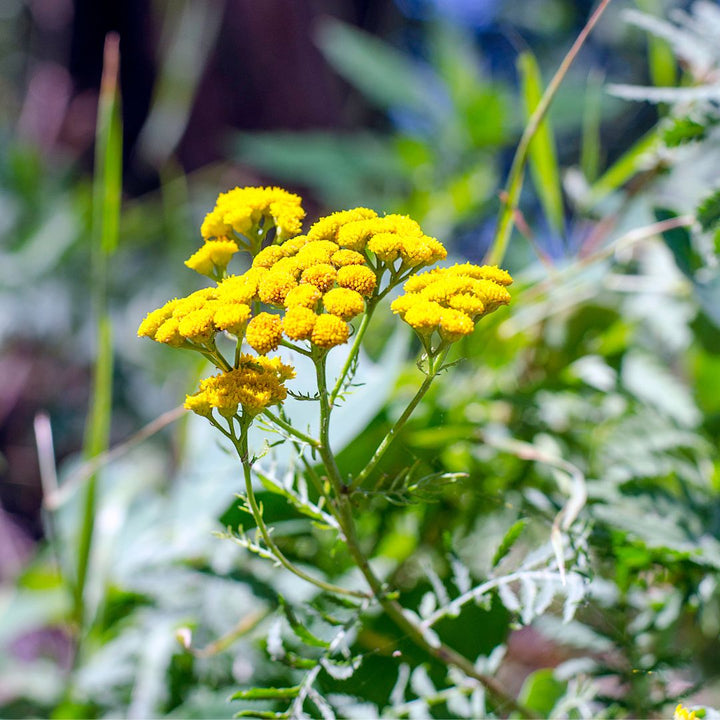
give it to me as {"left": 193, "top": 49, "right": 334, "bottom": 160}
{"left": 315, "top": 18, "right": 434, "bottom": 114}
{"left": 697, "top": 188, "right": 720, "bottom": 233}
{"left": 279, "top": 597, "right": 330, "bottom": 649}
{"left": 230, "top": 686, "right": 300, "bottom": 701}
{"left": 518, "top": 51, "right": 564, "bottom": 235}
{"left": 492, "top": 519, "right": 528, "bottom": 569}
{"left": 234, "top": 710, "right": 290, "bottom": 719}
{"left": 584, "top": 130, "right": 658, "bottom": 208}
{"left": 662, "top": 116, "right": 708, "bottom": 147}
{"left": 515, "top": 669, "right": 566, "bottom": 717}
{"left": 654, "top": 208, "right": 700, "bottom": 277}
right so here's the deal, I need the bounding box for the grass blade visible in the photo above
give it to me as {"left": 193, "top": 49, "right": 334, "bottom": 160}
{"left": 518, "top": 51, "right": 564, "bottom": 236}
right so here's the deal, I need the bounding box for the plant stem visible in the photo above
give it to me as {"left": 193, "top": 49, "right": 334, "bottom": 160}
{"left": 261, "top": 409, "right": 321, "bottom": 448}
{"left": 486, "top": 0, "right": 614, "bottom": 266}
{"left": 329, "top": 307, "right": 374, "bottom": 406}
{"left": 233, "top": 421, "right": 368, "bottom": 599}
{"left": 352, "top": 346, "right": 449, "bottom": 488}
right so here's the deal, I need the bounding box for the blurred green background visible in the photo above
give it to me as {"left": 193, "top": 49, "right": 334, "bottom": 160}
{"left": 3, "top": 0, "right": 720, "bottom": 717}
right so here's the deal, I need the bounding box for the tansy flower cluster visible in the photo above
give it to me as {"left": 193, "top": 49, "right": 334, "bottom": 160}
{"left": 138, "top": 185, "right": 512, "bottom": 418}
{"left": 184, "top": 355, "right": 295, "bottom": 418}
{"left": 674, "top": 704, "right": 699, "bottom": 720}
{"left": 391, "top": 263, "right": 513, "bottom": 345}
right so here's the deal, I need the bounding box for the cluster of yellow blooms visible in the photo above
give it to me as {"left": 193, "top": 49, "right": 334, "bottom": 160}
{"left": 184, "top": 354, "right": 295, "bottom": 418}
{"left": 138, "top": 186, "right": 512, "bottom": 419}
{"left": 391, "top": 263, "right": 512, "bottom": 343}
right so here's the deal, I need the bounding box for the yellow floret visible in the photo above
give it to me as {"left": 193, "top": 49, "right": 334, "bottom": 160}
{"left": 439, "top": 308, "right": 474, "bottom": 342}
{"left": 448, "top": 293, "right": 485, "bottom": 316}
{"left": 367, "top": 232, "right": 401, "bottom": 262}
{"left": 217, "top": 275, "right": 259, "bottom": 305}
{"left": 154, "top": 317, "right": 185, "bottom": 347}
{"left": 307, "top": 207, "right": 378, "bottom": 242}
{"left": 336, "top": 265, "right": 376, "bottom": 296}
{"left": 138, "top": 298, "right": 179, "bottom": 338}
{"left": 403, "top": 272, "right": 437, "bottom": 293}
{"left": 184, "top": 391, "right": 213, "bottom": 417}
{"left": 322, "top": 287, "right": 365, "bottom": 320}
{"left": 253, "top": 245, "right": 286, "bottom": 269}
{"left": 311, "top": 313, "right": 350, "bottom": 348}
{"left": 284, "top": 283, "right": 322, "bottom": 309}
{"left": 283, "top": 306, "right": 317, "bottom": 341}
{"left": 246, "top": 312, "right": 283, "bottom": 354}
{"left": 214, "top": 303, "right": 251, "bottom": 334}
{"left": 404, "top": 301, "right": 443, "bottom": 335}
{"left": 279, "top": 234, "right": 310, "bottom": 255}
{"left": 390, "top": 294, "right": 422, "bottom": 318}
{"left": 172, "top": 288, "right": 218, "bottom": 319}
{"left": 301, "top": 263, "right": 337, "bottom": 293}
{"left": 331, "top": 249, "right": 366, "bottom": 267}
{"left": 420, "top": 277, "right": 473, "bottom": 304}
{"left": 185, "top": 239, "right": 239, "bottom": 277}
{"left": 473, "top": 279, "right": 512, "bottom": 310}
{"left": 178, "top": 306, "right": 217, "bottom": 343}
{"left": 674, "top": 704, "right": 698, "bottom": 720}
{"left": 398, "top": 235, "right": 447, "bottom": 268}
{"left": 270, "top": 256, "right": 302, "bottom": 278}
{"left": 448, "top": 263, "right": 513, "bottom": 286}
{"left": 201, "top": 186, "right": 305, "bottom": 242}
{"left": 258, "top": 270, "right": 298, "bottom": 306}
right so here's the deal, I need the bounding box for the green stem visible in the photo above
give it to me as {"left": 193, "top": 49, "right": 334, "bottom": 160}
{"left": 352, "top": 346, "right": 449, "bottom": 488}
{"left": 486, "top": 0, "right": 614, "bottom": 266}
{"left": 233, "top": 420, "right": 367, "bottom": 599}
{"left": 262, "top": 409, "right": 321, "bottom": 448}
{"left": 329, "top": 308, "right": 374, "bottom": 406}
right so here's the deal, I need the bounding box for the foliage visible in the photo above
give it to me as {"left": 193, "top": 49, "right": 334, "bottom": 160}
{"left": 2, "top": 2, "right": 720, "bottom": 719}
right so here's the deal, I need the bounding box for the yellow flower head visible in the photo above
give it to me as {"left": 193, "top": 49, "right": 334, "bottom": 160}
{"left": 284, "top": 283, "right": 322, "bottom": 309}
{"left": 138, "top": 298, "right": 180, "bottom": 339}
{"left": 331, "top": 249, "right": 366, "bottom": 267}
{"left": 301, "top": 263, "right": 338, "bottom": 293}
{"left": 201, "top": 186, "right": 305, "bottom": 242}
{"left": 217, "top": 274, "right": 259, "bottom": 305}
{"left": 213, "top": 303, "right": 252, "bottom": 335}
{"left": 178, "top": 306, "right": 217, "bottom": 344}
{"left": 307, "top": 207, "right": 377, "bottom": 243}
{"left": 258, "top": 270, "right": 298, "bottom": 306}
{"left": 322, "top": 287, "right": 365, "bottom": 320}
{"left": 336, "top": 265, "right": 376, "bottom": 297}
{"left": 279, "top": 234, "right": 311, "bottom": 255}
{"left": 367, "top": 232, "right": 401, "bottom": 262}
{"left": 186, "top": 354, "right": 296, "bottom": 418}
{"left": 246, "top": 312, "right": 284, "bottom": 355}
{"left": 393, "top": 262, "right": 512, "bottom": 344}
{"left": 154, "top": 317, "right": 185, "bottom": 347}
{"left": 296, "top": 240, "right": 339, "bottom": 268}
{"left": 283, "top": 306, "right": 317, "bottom": 341}
{"left": 674, "top": 704, "right": 698, "bottom": 720}
{"left": 185, "top": 238, "right": 239, "bottom": 277}
{"left": 252, "top": 245, "right": 286, "bottom": 269}
{"left": 311, "top": 313, "right": 350, "bottom": 349}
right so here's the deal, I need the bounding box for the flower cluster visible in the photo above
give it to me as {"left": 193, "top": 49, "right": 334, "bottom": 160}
{"left": 674, "top": 705, "right": 698, "bottom": 720}
{"left": 184, "top": 355, "right": 295, "bottom": 418}
{"left": 138, "top": 185, "right": 512, "bottom": 418}
{"left": 391, "top": 263, "right": 513, "bottom": 344}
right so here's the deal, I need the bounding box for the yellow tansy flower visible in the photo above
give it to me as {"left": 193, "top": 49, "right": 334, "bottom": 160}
{"left": 214, "top": 303, "right": 251, "bottom": 334}
{"left": 336, "top": 265, "right": 376, "bottom": 297}
{"left": 246, "top": 313, "right": 283, "bottom": 355}
{"left": 253, "top": 245, "right": 286, "bottom": 269}
{"left": 258, "top": 270, "right": 298, "bottom": 306}
{"left": 283, "top": 306, "right": 317, "bottom": 341}
{"left": 178, "top": 306, "right": 217, "bottom": 344}
{"left": 675, "top": 704, "right": 699, "bottom": 720}
{"left": 138, "top": 298, "right": 179, "bottom": 338}
{"left": 284, "top": 283, "right": 322, "bottom": 309}
{"left": 311, "top": 313, "right": 349, "bottom": 348}
{"left": 154, "top": 317, "right": 185, "bottom": 347}
{"left": 172, "top": 287, "right": 218, "bottom": 319}
{"left": 404, "top": 301, "right": 444, "bottom": 336}
{"left": 439, "top": 308, "right": 474, "bottom": 342}
{"left": 307, "top": 207, "right": 377, "bottom": 243}
{"left": 331, "top": 249, "right": 366, "bottom": 267}
{"left": 185, "top": 238, "right": 239, "bottom": 277}
{"left": 322, "top": 287, "right": 365, "bottom": 320}
{"left": 301, "top": 263, "right": 337, "bottom": 293}
{"left": 217, "top": 275, "right": 258, "bottom": 305}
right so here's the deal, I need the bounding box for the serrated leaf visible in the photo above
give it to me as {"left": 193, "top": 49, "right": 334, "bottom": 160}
{"left": 697, "top": 188, "right": 720, "bottom": 233}
{"left": 492, "top": 519, "right": 528, "bottom": 568}
{"left": 662, "top": 116, "right": 708, "bottom": 147}
{"left": 231, "top": 686, "right": 300, "bottom": 701}
{"left": 279, "top": 597, "right": 330, "bottom": 649}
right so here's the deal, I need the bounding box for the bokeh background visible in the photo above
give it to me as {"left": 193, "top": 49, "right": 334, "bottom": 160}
{"left": 5, "top": 0, "right": 720, "bottom": 717}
